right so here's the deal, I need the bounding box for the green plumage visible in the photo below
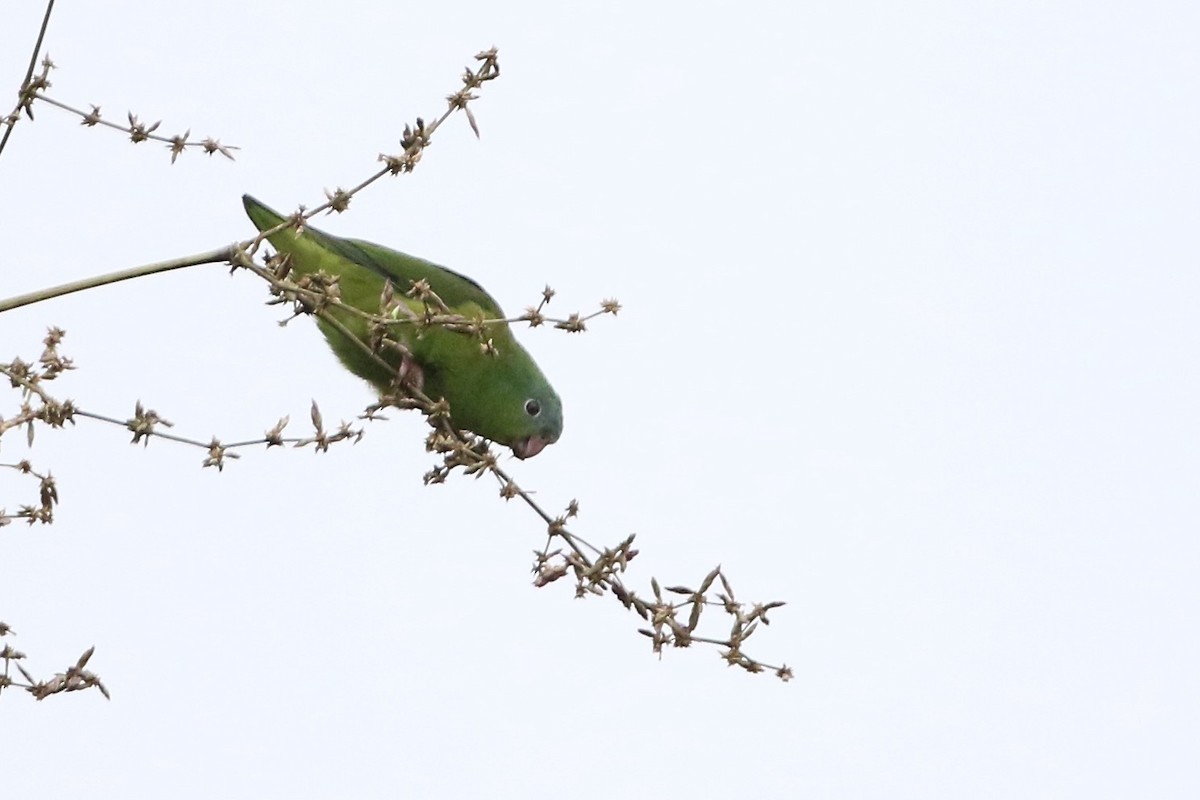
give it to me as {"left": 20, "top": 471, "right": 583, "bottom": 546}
{"left": 243, "top": 195, "right": 562, "bottom": 459}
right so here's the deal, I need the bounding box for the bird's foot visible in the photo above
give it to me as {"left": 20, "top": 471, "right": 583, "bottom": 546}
{"left": 397, "top": 352, "right": 425, "bottom": 393}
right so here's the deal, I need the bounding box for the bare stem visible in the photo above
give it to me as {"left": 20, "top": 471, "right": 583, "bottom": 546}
{"left": 0, "top": 247, "right": 235, "bottom": 314}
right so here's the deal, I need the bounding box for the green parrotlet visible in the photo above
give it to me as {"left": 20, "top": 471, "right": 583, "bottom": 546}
{"left": 243, "top": 195, "right": 562, "bottom": 459}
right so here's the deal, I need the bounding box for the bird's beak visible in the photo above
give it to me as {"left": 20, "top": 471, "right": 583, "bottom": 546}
{"left": 511, "top": 435, "right": 550, "bottom": 460}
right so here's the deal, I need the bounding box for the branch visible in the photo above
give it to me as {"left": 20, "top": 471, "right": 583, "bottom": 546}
{"left": 0, "top": 0, "right": 55, "bottom": 158}
{"left": 0, "top": 248, "right": 235, "bottom": 314}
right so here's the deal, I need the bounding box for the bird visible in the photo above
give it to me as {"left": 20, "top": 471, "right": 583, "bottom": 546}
{"left": 243, "top": 194, "right": 562, "bottom": 459}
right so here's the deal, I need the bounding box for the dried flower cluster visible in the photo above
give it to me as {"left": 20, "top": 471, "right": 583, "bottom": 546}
{"left": 0, "top": 622, "right": 108, "bottom": 701}
{"left": 1, "top": 327, "right": 71, "bottom": 526}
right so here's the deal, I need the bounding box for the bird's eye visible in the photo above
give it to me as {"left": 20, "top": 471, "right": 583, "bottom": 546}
{"left": 524, "top": 399, "right": 541, "bottom": 417}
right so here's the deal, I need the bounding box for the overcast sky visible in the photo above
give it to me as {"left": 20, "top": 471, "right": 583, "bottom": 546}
{"left": 3, "top": 1, "right": 1198, "bottom": 797}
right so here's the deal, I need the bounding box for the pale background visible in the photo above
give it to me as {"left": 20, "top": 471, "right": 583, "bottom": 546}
{"left": 2, "top": 2, "right": 1198, "bottom": 797}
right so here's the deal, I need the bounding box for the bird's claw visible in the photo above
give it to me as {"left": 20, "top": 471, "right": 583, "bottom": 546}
{"left": 398, "top": 352, "right": 425, "bottom": 392}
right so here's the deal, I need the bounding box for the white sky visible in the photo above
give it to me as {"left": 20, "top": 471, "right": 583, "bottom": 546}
{"left": 3, "top": 1, "right": 1198, "bottom": 797}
